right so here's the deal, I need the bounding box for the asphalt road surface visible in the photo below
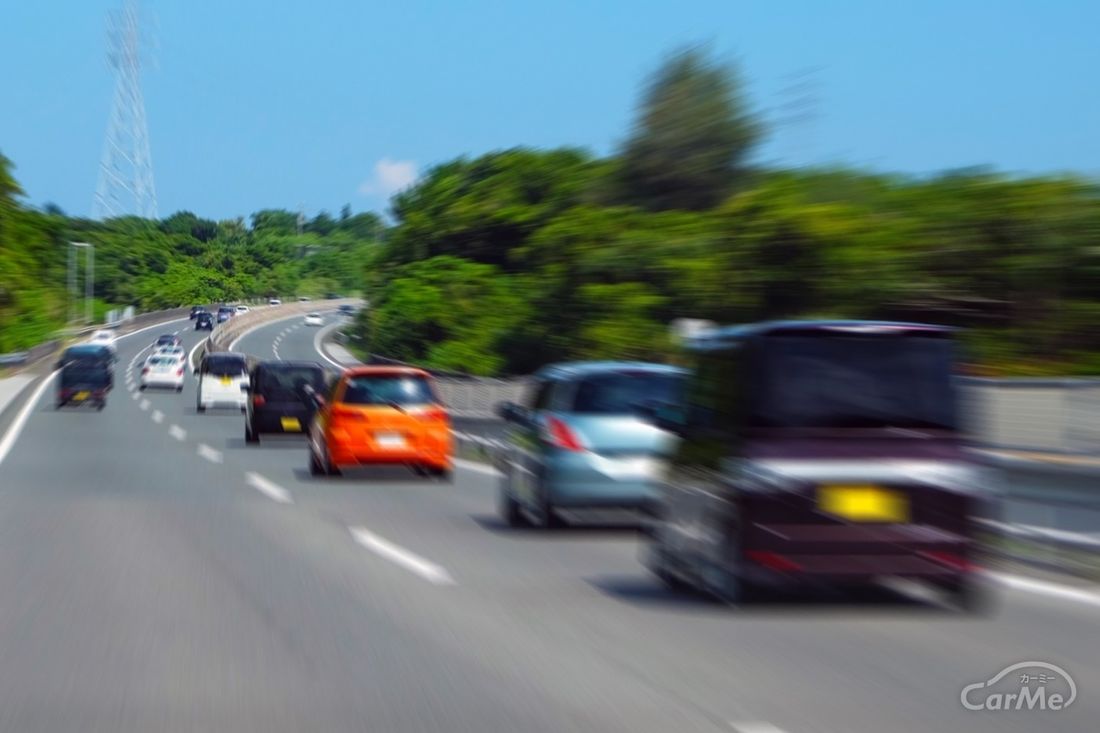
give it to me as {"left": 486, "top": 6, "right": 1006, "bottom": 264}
{"left": 0, "top": 309, "right": 1096, "bottom": 732}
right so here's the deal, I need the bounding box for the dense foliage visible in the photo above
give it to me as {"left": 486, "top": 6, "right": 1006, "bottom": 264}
{"left": 355, "top": 50, "right": 1100, "bottom": 376}
{"left": 0, "top": 154, "right": 379, "bottom": 352}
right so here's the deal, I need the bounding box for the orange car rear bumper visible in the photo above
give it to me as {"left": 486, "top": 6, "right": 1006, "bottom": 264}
{"left": 327, "top": 430, "right": 453, "bottom": 470}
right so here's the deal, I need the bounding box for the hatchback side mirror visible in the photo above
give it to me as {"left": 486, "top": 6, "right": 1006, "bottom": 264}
{"left": 496, "top": 401, "right": 527, "bottom": 424}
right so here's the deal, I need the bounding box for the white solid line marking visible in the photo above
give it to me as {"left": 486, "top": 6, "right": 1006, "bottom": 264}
{"left": 0, "top": 372, "right": 58, "bottom": 467}
{"left": 245, "top": 472, "right": 293, "bottom": 504}
{"left": 313, "top": 322, "right": 348, "bottom": 369}
{"left": 349, "top": 527, "right": 456, "bottom": 586}
{"left": 455, "top": 458, "right": 501, "bottom": 477}
{"left": 139, "top": 399, "right": 150, "bottom": 411}
{"left": 151, "top": 409, "right": 164, "bottom": 423}
{"left": 988, "top": 571, "right": 1100, "bottom": 609}
{"left": 169, "top": 425, "right": 186, "bottom": 441}
{"left": 730, "top": 723, "right": 788, "bottom": 733}
{"left": 197, "top": 443, "right": 223, "bottom": 463}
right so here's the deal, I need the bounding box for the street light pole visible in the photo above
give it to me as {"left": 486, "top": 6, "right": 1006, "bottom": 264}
{"left": 69, "top": 242, "right": 94, "bottom": 326}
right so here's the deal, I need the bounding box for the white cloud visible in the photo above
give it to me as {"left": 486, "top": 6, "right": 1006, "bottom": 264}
{"left": 358, "top": 158, "right": 418, "bottom": 198}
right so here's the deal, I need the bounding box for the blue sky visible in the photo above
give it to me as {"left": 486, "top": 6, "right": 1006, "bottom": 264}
{"left": 2, "top": 0, "right": 1097, "bottom": 220}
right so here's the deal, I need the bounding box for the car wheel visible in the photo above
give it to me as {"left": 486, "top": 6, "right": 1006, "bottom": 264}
{"left": 176, "top": 386, "right": 183, "bottom": 393}
{"left": 535, "top": 483, "right": 565, "bottom": 529}
{"left": 197, "top": 403, "right": 206, "bottom": 413}
{"left": 138, "top": 385, "right": 146, "bottom": 392}
{"left": 432, "top": 467, "right": 453, "bottom": 482}
{"left": 411, "top": 464, "right": 428, "bottom": 477}
{"left": 499, "top": 471, "right": 527, "bottom": 528}
{"left": 96, "top": 401, "right": 106, "bottom": 411}
{"left": 309, "top": 448, "right": 323, "bottom": 476}
{"left": 320, "top": 442, "right": 341, "bottom": 477}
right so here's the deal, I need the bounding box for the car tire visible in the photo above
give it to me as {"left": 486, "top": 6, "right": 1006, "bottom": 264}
{"left": 139, "top": 385, "right": 146, "bottom": 392}
{"left": 499, "top": 478, "right": 527, "bottom": 528}
{"left": 535, "top": 483, "right": 565, "bottom": 529}
{"left": 197, "top": 403, "right": 206, "bottom": 413}
{"left": 432, "top": 467, "right": 453, "bottom": 482}
{"left": 319, "top": 442, "right": 340, "bottom": 477}
{"left": 245, "top": 424, "right": 259, "bottom": 444}
{"left": 309, "top": 448, "right": 323, "bottom": 476}
{"left": 176, "top": 386, "right": 183, "bottom": 393}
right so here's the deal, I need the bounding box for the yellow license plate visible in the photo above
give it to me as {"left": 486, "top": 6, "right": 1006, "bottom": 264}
{"left": 281, "top": 417, "right": 301, "bottom": 432}
{"left": 819, "top": 485, "right": 909, "bottom": 523}
{"left": 220, "top": 376, "right": 232, "bottom": 385}
{"left": 74, "top": 391, "right": 90, "bottom": 401}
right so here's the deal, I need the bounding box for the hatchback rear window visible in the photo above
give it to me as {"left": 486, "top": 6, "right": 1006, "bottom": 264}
{"left": 341, "top": 375, "right": 436, "bottom": 406}
{"left": 570, "top": 371, "right": 684, "bottom": 415}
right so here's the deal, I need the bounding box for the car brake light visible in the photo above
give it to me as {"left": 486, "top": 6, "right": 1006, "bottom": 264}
{"left": 253, "top": 395, "right": 266, "bottom": 407}
{"left": 418, "top": 406, "right": 449, "bottom": 424}
{"left": 746, "top": 551, "right": 802, "bottom": 573}
{"left": 176, "top": 367, "right": 184, "bottom": 376}
{"left": 142, "top": 367, "right": 149, "bottom": 374}
{"left": 917, "top": 550, "right": 971, "bottom": 572}
{"left": 544, "top": 416, "right": 584, "bottom": 451}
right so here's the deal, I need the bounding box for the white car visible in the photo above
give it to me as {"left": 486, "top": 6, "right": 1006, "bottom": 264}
{"left": 140, "top": 354, "right": 185, "bottom": 392}
{"left": 236, "top": 305, "right": 251, "bottom": 314}
{"left": 196, "top": 352, "right": 249, "bottom": 412}
{"left": 154, "top": 346, "right": 186, "bottom": 361}
{"left": 87, "top": 329, "right": 118, "bottom": 359}
{"left": 303, "top": 313, "right": 323, "bottom": 327}
{"left": 268, "top": 298, "right": 282, "bottom": 306}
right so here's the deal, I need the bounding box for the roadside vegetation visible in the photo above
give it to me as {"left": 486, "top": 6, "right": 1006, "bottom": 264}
{"left": 4, "top": 48, "right": 1100, "bottom": 373}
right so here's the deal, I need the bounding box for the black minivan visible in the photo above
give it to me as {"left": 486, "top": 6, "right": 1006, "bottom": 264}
{"left": 56, "top": 345, "right": 114, "bottom": 410}
{"left": 243, "top": 361, "right": 328, "bottom": 443}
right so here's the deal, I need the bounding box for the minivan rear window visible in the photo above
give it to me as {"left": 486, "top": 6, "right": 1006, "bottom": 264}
{"left": 203, "top": 356, "right": 247, "bottom": 377}
{"left": 341, "top": 375, "right": 436, "bottom": 406}
{"left": 257, "top": 366, "right": 325, "bottom": 401}
{"left": 570, "top": 371, "right": 684, "bottom": 415}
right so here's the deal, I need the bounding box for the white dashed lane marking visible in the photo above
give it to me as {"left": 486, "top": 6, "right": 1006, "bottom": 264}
{"left": 349, "top": 527, "right": 456, "bottom": 586}
{"left": 169, "top": 425, "right": 186, "bottom": 441}
{"left": 245, "top": 472, "right": 293, "bottom": 504}
{"left": 197, "top": 444, "right": 223, "bottom": 463}
{"left": 151, "top": 410, "right": 164, "bottom": 424}
{"left": 139, "top": 399, "right": 150, "bottom": 411}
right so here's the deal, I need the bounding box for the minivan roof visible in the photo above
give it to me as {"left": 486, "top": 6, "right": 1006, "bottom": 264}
{"left": 687, "top": 320, "right": 953, "bottom": 351}
{"left": 534, "top": 361, "right": 686, "bottom": 380}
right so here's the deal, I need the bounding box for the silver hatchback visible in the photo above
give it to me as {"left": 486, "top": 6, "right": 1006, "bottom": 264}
{"left": 496, "top": 362, "right": 686, "bottom": 528}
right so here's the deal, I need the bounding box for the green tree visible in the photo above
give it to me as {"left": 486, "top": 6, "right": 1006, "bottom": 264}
{"left": 617, "top": 47, "right": 762, "bottom": 211}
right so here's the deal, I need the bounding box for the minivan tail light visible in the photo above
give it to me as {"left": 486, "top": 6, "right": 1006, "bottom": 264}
{"left": 544, "top": 416, "right": 585, "bottom": 451}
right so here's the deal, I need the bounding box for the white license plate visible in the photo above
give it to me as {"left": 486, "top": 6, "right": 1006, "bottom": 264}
{"left": 375, "top": 432, "right": 405, "bottom": 448}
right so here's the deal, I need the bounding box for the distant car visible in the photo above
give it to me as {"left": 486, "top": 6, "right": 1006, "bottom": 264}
{"left": 189, "top": 306, "right": 207, "bottom": 320}
{"left": 304, "top": 313, "right": 323, "bottom": 327}
{"left": 324, "top": 293, "right": 341, "bottom": 300}
{"left": 236, "top": 304, "right": 251, "bottom": 314}
{"left": 216, "top": 306, "right": 234, "bottom": 323}
{"left": 496, "top": 362, "right": 687, "bottom": 528}
{"left": 87, "top": 329, "right": 118, "bottom": 359}
{"left": 153, "top": 334, "right": 181, "bottom": 351}
{"left": 243, "top": 361, "right": 328, "bottom": 443}
{"left": 140, "top": 354, "right": 185, "bottom": 392}
{"left": 338, "top": 304, "right": 356, "bottom": 316}
{"left": 268, "top": 298, "right": 282, "bottom": 306}
{"left": 196, "top": 352, "right": 249, "bottom": 412}
{"left": 56, "top": 345, "right": 113, "bottom": 409}
{"left": 195, "top": 312, "right": 214, "bottom": 330}
{"left": 297, "top": 296, "right": 311, "bottom": 302}
{"left": 309, "top": 366, "right": 452, "bottom": 479}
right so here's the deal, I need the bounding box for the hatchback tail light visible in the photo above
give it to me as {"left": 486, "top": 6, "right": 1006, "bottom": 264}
{"left": 746, "top": 551, "right": 803, "bottom": 573}
{"left": 253, "top": 394, "right": 266, "bottom": 408}
{"left": 917, "top": 550, "right": 971, "bottom": 572}
{"left": 418, "top": 406, "right": 449, "bottom": 424}
{"left": 176, "top": 367, "right": 184, "bottom": 376}
{"left": 543, "top": 416, "right": 585, "bottom": 451}
{"left": 141, "top": 367, "right": 149, "bottom": 375}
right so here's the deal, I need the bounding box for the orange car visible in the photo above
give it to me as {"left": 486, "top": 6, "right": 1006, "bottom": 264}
{"left": 308, "top": 366, "right": 453, "bottom": 479}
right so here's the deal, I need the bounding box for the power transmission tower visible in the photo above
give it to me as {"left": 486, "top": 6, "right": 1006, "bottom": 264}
{"left": 93, "top": 0, "right": 158, "bottom": 219}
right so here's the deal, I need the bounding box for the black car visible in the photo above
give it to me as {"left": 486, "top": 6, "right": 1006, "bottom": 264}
{"left": 195, "top": 312, "right": 214, "bottom": 330}
{"left": 338, "top": 304, "right": 356, "bottom": 316}
{"left": 243, "top": 361, "right": 328, "bottom": 443}
{"left": 216, "top": 306, "right": 234, "bottom": 324}
{"left": 55, "top": 345, "right": 114, "bottom": 409}
{"left": 189, "top": 306, "right": 207, "bottom": 320}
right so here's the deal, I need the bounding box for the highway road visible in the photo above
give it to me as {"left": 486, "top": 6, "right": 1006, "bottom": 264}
{"left": 0, "top": 309, "right": 1097, "bottom": 732}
